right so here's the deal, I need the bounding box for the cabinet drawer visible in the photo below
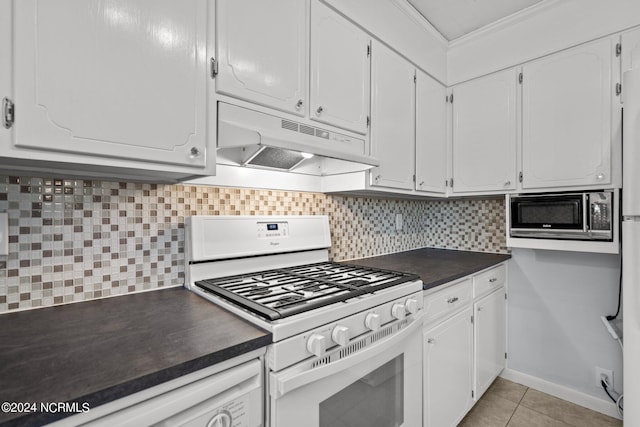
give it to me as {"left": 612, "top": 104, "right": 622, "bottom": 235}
{"left": 473, "top": 264, "right": 506, "bottom": 298}
{"left": 424, "top": 279, "right": 473, "bottom": 324}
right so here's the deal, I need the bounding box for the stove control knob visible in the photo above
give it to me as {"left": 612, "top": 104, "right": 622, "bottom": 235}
{"left": 332, "top": 325, "right": 350, "bottom": 346}
{"left": 307, "top": 334, "right": 327, "bottom": 357}
{"left": 391, "top": 303, "right": 406, "bottom": 320}
{"left": 405, "top": 298, "right": 419, "bottom": 315}
{"left": 365, "top": 313, "right": 381, "bottom": 331}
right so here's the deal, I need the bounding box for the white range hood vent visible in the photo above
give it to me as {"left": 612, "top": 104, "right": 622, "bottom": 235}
{"left": 217, "top": 103, "right": 379, "bottom": 176}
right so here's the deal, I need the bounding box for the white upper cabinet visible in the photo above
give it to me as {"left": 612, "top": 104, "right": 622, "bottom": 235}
{"left": 521, "top": 37, "right": 614, "bottom": 189}
{"left": 1, "top": 0, "right": 10, "bottom": 149}
{"left": 622, "top": 28, "right": 640, "bottom": 74}
{"left": 216, "top": 0, "right": 308, "bottom": 116}
{"left": 310, "top": 0, "right": 370, "bottom": 134}
{"left": 474, "top": 287, "right": 506, "bottom": 399}
{"left": 12, "top": 0, "right": 209, "bottom": 170}
{"left": 452, "top": 69, "right": 517, "bottom": 194}
{"left": 370, "top": 42, "right": 415, "bottom": 190}
{"left": 416, "top": 71, "right": 447, "bottom": 194}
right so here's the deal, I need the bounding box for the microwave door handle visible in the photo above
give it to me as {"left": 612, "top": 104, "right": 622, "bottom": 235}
{"left": 584, "top": 193, "right": 589, "bottom": 232}
{"left": 270, "top": 316, "right": 423, "bottom": 399}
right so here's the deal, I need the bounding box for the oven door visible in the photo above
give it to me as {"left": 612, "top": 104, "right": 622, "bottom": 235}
{"left": 269, "top": 316, "right": 422, "bottom": 427}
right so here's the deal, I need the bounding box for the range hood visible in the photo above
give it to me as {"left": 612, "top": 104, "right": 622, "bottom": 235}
{"left": 216, "top": 103, "right": 379, "bottom": 176}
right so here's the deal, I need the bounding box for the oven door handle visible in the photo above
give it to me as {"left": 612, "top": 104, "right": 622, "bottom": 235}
{"left": 271, "top": 315, "right": 423, "bottom": 399}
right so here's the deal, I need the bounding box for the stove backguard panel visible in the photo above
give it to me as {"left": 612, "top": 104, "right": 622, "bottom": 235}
{"left": 0, "top": 174, "right": 506, "bottom": 312}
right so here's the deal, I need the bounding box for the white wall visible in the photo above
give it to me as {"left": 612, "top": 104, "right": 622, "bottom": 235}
{"left": 507, "top": 249, "right": 622, "bottom": 403}
{"left": 448, "top": 0, "right": 640, "bottom": 84}
{"left": 324, "top": 0, "right": 447, "bottom": 83}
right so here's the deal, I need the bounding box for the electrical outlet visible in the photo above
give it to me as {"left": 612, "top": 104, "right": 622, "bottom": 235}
{"left": 395, "top": 213, "right": 403, "bottom": 231}
{"left": 595, "top": 367, "right": 614, "bottom": 390}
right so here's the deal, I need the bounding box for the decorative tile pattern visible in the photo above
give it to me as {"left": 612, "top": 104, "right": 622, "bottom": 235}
{"left": 0, "top": 174, "right": 507, "bottom": 312}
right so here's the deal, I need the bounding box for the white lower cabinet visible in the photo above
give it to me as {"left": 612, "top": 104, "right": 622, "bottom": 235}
{"left": 423, "top": 263, "right": 507, "bottom": 424}
{"left": 474, "top": 287, "right": 507, "bottom": 399}
{"left": 424, "top": 307, "right": 474, "bottom": 427}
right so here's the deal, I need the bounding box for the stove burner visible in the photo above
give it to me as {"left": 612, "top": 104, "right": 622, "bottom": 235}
{"left": 342, "top": 278, "right": 374, "bottom": 288}
{"left": 244, "top": 286, "right": 272, "bottom": 297}
{"left": 273, "top": 295, "right": 305, "bottom": 308}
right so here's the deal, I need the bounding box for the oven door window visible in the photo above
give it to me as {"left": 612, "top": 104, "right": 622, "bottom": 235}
{"left": 319, "top": 355, "right": 404, "bottom": 427}
{"left": 511, "top": 196, "right": 584, "bottom": 230}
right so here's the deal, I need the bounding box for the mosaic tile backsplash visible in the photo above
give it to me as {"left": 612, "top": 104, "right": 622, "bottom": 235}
{"left": 0, "top": 175, "right": 507, "bottom": 312}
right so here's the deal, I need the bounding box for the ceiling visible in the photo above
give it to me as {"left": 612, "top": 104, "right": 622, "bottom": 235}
{"left": 406, "top": 0, "right": 546, "bottom": 41}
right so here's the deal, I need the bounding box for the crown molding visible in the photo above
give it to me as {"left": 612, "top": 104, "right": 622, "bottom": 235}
{"left": 390, "top": 0, "right": 449, "bottom": 47}
{"left": 448, "top": 0, "right": 562, "bottom": 48}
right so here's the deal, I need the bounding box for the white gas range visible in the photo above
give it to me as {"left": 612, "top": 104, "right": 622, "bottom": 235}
{"left": 185, "top": 215, "right": 424, "bottom": 427}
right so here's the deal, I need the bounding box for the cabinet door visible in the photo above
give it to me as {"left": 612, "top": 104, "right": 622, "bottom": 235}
{"left": 216, "top": 0, "right": 307, "bottom": 116}
{"left": 474, "top": 287, "right": 506, "bottom": 399}
{"left": 370, "top": 42, "right": 415, "bottom": 190}
{"left": 424, "top": 307, "right": 474, "bottom": 427}
{"left": 452, "top": 69, "right": 517, "bottom": 193}
{"left": 416, "top": 71, "right": 447, "bottom": 194}
{"left": 0, "top": 0, "right": 10, "bottom": 149}
{"left": 13, "top": 0, "right": 208, "bottom": 168}
{"left": 622, "top": 28, "right": 640, "bottom": 74}
{"left": 310, "top": 0, "right": 370, "bottom": 134}
{"left": 522, "top": 38, "right": 614, "bottom": 189}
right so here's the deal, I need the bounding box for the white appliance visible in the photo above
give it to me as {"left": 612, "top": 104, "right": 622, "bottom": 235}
{"left": 49, "top": 356, "right": 264, "bottom": 427}
{"left": 216, "top": 103, "right": 379, "bottom": 176}
{"left": 623, "top": 68, "right": 640, "bottom": 425}
{"left": 185, "top": 215, "right": 424, "bottom": 427}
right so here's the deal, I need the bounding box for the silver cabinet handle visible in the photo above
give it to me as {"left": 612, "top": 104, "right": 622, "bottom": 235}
{"left": 596, "top": 173, "right": 605, "bottom": 181}
{"left": 504, "top": 180, "right": 511, "bottom": 186}
{"left": 477, "top": 306, "right": 484, "bottom": 312}
{"left": 447, "top": 297, "right": 459, "bottom": 304}
{"left": 489, "top": 278, "right": 498, "bottom": 283}
{"left": 419, "top": 181, "right": 424, "bottom": 187}
{"left": 316, "top": 106, "right": 324, "bottom": 116}
{"left": 427, "top": 338, "right": 435, "bottom": 344}
{"left": 189, "top": 147, "right": 203, "bottom": 158}
{"left": 295, "top": 99, "right": 303, "bottom": 110}
{"left": 374, "top": 175, "right": 381, "bottom": 183}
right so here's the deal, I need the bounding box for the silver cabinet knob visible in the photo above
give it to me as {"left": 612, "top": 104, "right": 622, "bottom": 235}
{"left": 316, "top": 106, "right": 324, "bottom": 116}
{"left": 189, "top": 147, "right": 202, "bottom": 158}
{"left": 596, "top": 173, "right": 605, "bottom": 181}
{"left": 374, "top": 175, "right": 381, "bottom": 183}
{"left": 427, "top": 338, "right": 435, "bottom": 344}
{"left": 295, "top": 99, "right": 303, "bottom": 110}
{"left": 489, "top": 277, "right": 498, "bottom": 283}
{"left": 477, "top": 306, "right": 484, "bottom": 312}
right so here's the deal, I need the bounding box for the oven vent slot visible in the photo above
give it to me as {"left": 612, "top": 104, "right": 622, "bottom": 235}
{"left": 312, "top": 355, "right": 332, "bottom": 368}
{"left": 339, "top": 339, "right": 367, "bottom": 359}
{"left": 371, "top": 326, "right": 393, "bottom": 344}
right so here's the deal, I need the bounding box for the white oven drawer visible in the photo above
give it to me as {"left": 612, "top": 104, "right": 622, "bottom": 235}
{"left": 424, "top": 279, "right": 473, "bottom": 325}
{"left": 473, "top": 264, "right": 506, "bottom": 298}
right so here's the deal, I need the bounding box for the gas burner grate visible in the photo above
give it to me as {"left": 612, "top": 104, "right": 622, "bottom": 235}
{"left": 195, "top": 262, "right": 419, "bottom": 320}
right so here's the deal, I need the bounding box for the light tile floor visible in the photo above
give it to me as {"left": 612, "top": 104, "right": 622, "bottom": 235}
{"left": 458, "top": 377, "right": 622, "bottom": 427}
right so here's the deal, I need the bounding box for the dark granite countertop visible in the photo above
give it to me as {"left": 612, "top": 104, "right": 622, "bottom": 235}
{"left": 342, "top": 248, "right": 511, "bottom": 291}
{"left": 0, "top": 287, "right": 272, "bottom": 427}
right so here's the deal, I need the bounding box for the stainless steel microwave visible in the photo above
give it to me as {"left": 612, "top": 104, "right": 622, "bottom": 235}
{"left": 509, "top": 191, "right": 614, "bottom": 241}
